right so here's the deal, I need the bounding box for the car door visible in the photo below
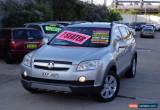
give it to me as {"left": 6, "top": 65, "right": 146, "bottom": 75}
{"left": 125, "top": 27, "right": 136, "bottom": 65}
{"left": 119, "top": 26, "right": 132, "bottom": 69}
{"left": 112, "top": 27, "right": 127, "bottom": 74}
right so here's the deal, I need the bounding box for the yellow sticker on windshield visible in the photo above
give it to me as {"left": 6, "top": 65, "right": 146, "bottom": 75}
{"left": 91, "top": 30, "right": 110, "bottom": 43}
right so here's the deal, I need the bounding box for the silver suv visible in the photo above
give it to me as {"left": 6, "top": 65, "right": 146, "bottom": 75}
{"left": 21, "top": 22, "right": 137, "bottom": 102}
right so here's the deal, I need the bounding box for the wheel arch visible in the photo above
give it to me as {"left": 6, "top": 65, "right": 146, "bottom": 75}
{"left": 105, "top": 61, "right": 117, "bottom": 76}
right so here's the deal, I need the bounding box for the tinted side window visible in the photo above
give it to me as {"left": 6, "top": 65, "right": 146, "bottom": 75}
{"left": 13, "top": 30, "right": 28, "bottom": 39}
{"left": 113, "top": 27, "right": 122, "bottom": 40}
{"left": 119, "top": 26, "right": 129, "bottom": 40}
{"left": 125, "top": 27, "right": 133, "bottom": 39}
{"left": 26, "top": 30, "right": 43, "bottom": 40}
{"left": 125, "top": 27, "right": 130, "bottom": 35}
{"left": 27, "top": 25, "right": 42, "bottom": 32}
{"left": 13, "top": 29, "right": 43, "bottom": 40}
{"left": 119, "top": 27, "right": 128, "bottom": 39}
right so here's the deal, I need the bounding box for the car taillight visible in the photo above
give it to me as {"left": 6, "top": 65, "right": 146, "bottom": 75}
{"left": 10, "top": 41, "right": 16, "bottom": 49}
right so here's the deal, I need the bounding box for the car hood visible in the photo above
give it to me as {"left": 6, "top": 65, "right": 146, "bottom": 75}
{"left": 34, "top": 45, "right": 109, "bottom": 64}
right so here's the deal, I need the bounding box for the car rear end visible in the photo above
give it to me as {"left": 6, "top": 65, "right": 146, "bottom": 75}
{"left": 141, "top": 27, "right": 154, "bottom": 38}
{"left": 10, "top": 28, "right": 43, "bottom": 59}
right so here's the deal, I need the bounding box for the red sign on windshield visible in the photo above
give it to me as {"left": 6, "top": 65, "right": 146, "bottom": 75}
{"left": 56, "top": 31, "right": 91, "bottom": 44}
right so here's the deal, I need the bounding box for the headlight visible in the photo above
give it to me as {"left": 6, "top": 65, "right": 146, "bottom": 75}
{"left": 22, "top": 52, "right": 34, "bottom": 67}
{"left": 77, "top": 60, "right": 100, "bottom": 71}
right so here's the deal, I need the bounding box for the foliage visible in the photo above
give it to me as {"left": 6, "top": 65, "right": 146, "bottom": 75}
{"left": 49, "top": 0, "right": 79, "bottom": 20}
{"left": 0, "top": 0, "right": 123, "bottom": 27}
{"left": 106, "top": 10, "right": 123, "bottom": 22}
{"left": 0, "top": 0, "right": 52, "bottom": 27}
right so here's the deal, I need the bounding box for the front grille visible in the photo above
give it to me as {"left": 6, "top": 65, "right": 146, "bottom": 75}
{"left": 34, "top": 65, "right": 69, "bottom": 71}
{"left": 33, "top": 60, "right": 72, "bottom": 71}
{"left": 22, "top": 75, "right": 94, "bottom": 86}
{"left": 34, "top": 60, "right": 72, "bottom": 65}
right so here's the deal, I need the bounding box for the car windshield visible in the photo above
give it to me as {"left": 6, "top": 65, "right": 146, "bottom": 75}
{"left": 42, "top": 25, "right": 62, "bottom": 34}
{"left": 49, "top": 27, "right": 111, "bottom": 47}
{"left": 13, "top": 29, "right": 43, "bottom": 40}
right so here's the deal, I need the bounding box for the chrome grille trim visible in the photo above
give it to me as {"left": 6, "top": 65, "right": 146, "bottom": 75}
{"left": 34, "top": 62, "right": 71, "bottom": 68}
{"left": 33, "top": 60, "right": 72, "bottom": 71}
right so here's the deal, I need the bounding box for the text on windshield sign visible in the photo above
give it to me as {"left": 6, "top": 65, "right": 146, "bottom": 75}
{"left": 56, "top": 31, "right": 91, "bottom": 44}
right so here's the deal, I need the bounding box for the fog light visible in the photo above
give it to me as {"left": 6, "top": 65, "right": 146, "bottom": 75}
{"left": 23, "top": 71, "right": 28, "bottom": 77}
{"left": 79, "top": 76, "right": 86, "bottom": 83}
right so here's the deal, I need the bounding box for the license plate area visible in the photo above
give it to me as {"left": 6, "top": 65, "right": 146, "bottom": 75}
{"left": 26, "top": 44, "right": 37, "bottom": 49}
{"left": 41, "top": 70, "right": 59, "bottom": 79}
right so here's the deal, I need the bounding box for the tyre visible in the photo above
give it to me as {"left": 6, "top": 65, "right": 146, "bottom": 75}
{"left": 125, "top": 57, "right": 137, "bottom": 78}
{"left": 95, "top": 70, "right": 120, "bottom": 102}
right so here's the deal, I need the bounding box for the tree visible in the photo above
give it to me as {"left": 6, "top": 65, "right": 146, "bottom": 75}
{"left": 107, "top": 10, "right": 123, "bottom": 22}
{"left": 0, "top": 0, "right": 123, "bottom": 27}
{"left": 0, "top": 0, "right": 53, "bottom": 27}
{"left": 49, "top": 0, "right": 79, "bottom": 20}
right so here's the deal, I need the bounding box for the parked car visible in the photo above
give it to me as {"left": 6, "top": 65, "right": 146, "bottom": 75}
{"left": 141, "top": 26, "right": 155, "bottom": 38}
{"left": 0, "top": 28, "right": 43, "bottom": 63}
{"left": 25, "top": 22, "right": 63, "bottom": 43}
{"left": 142, "top": 24, "right": 156, "bottom": 31}
{"left": 47, "top": 21, "right": 88, "bottom": 27}
{"left": 130, "top": 22, "right": 146, "bottom": 31}
{"left": 21, "top": 22, "right": 137, "bottom": 102}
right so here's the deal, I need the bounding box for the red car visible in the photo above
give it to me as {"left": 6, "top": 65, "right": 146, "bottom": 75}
{"left": 0, "top": 28, "right": 43, "bottom": 64}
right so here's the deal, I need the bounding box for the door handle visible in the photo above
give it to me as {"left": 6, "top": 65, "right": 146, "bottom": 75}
{"left": 119, "top": 46, "right": 128, "bottom": 48}
{"left": 118, "top": 46, "right": 128, "bottom": 53}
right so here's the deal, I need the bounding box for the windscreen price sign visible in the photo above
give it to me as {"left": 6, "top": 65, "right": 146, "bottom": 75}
{"left": 56, "top": 31, "right": 91, "bottom": 44}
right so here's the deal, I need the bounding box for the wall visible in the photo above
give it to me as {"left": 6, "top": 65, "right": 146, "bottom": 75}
{"left": 122, "top": 14, "right": 160, "bottom": 23}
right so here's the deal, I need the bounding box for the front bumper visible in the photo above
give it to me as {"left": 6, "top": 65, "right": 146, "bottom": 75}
{"left": 21, "top": 75, "right": 101, "bottom": 93}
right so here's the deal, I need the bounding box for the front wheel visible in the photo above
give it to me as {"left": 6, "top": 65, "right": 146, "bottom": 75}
{"left": 95, "top": 71, "right": 120, "bottom": 102}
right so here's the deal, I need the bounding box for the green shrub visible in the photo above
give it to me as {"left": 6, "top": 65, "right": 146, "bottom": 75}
{"left": 0, "top": 0, "right": 52, "bottom": 27}
{"left": 0, "top": 0, "right": 123, "bottom": 27}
